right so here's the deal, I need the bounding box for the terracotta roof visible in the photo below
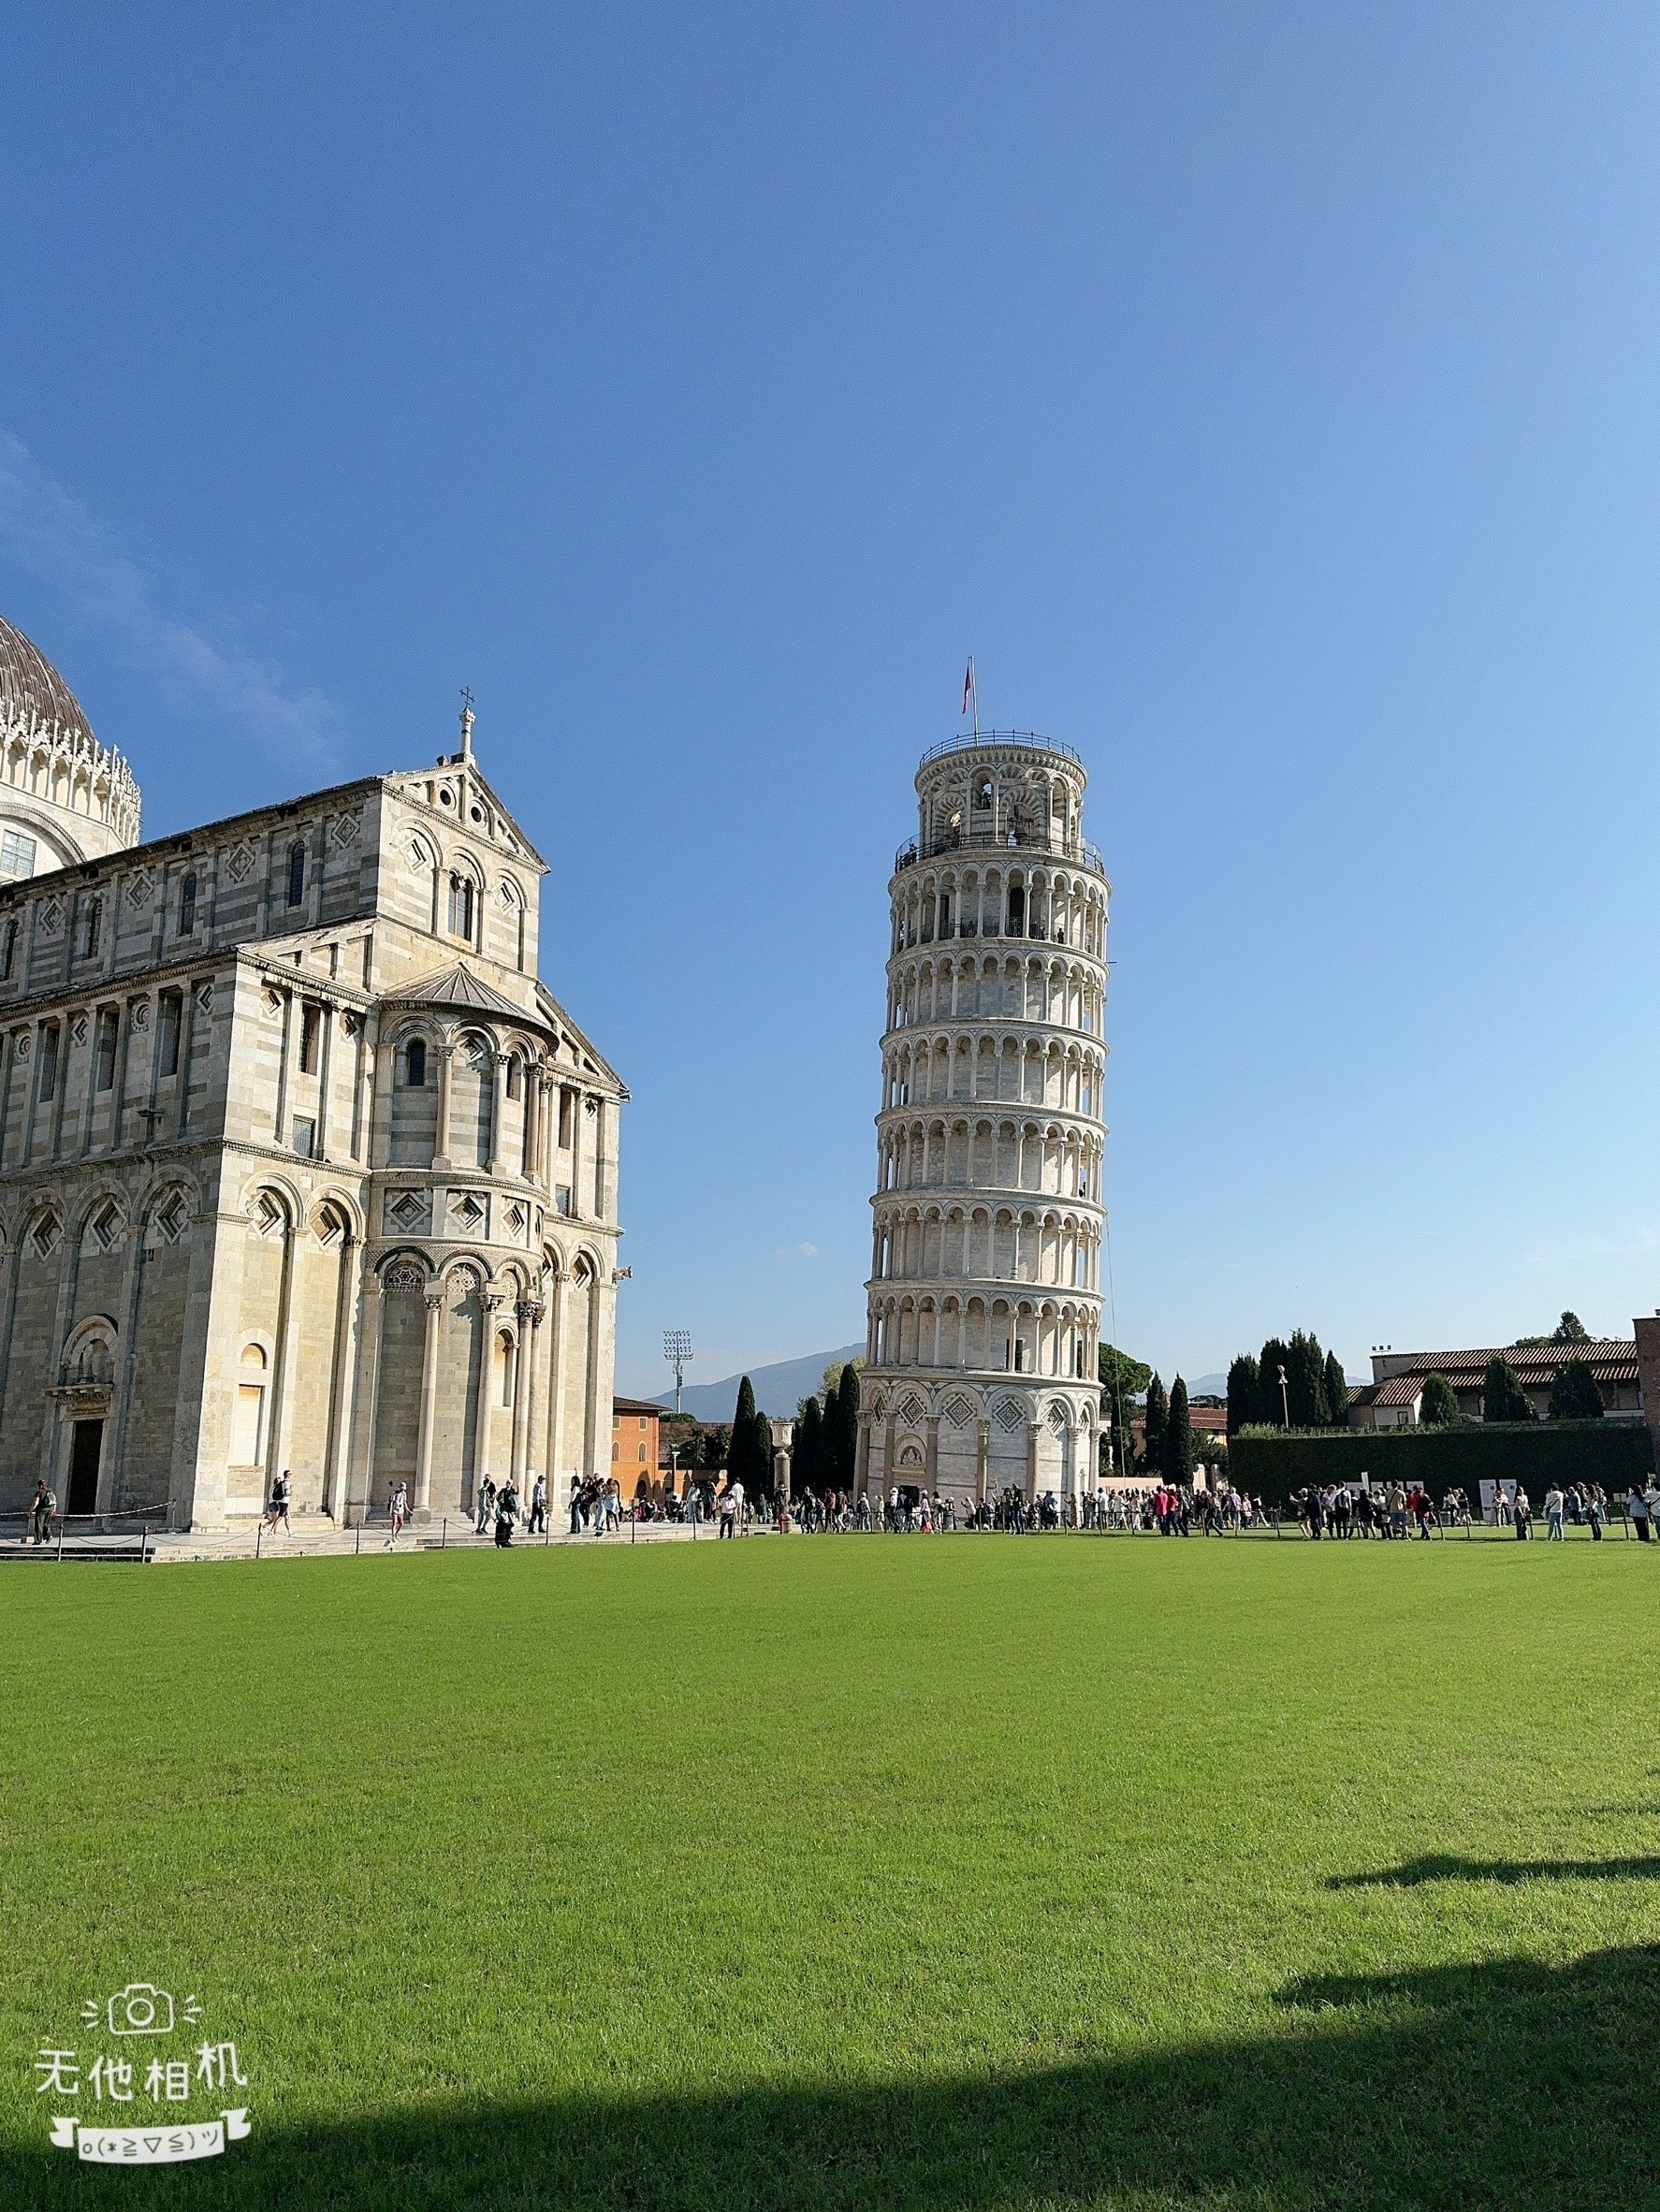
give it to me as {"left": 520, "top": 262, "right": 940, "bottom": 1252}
{"left": 386, "top": 963, "right": 535, "bottom": 1025}
{"left": 1376, "top": 1341, "right": 1638, "bottom": 1392}
{"left": 613, "top": 1395, "right": 664, "bottom": 1418}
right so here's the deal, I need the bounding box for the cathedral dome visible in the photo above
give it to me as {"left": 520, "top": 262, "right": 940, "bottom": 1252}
{"left": 0, "top": 614, "right": 95, "bottom": 743}
{"left": 0, "top": 614, "right": 141, "bottom": 875}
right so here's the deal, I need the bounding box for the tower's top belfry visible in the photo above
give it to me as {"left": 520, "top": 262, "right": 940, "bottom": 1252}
{"left": 858, "top": 729, "right": 1110, "bottom": 1513}
{"left": 901, "top": 729, "right": 1099, "bottom": 880}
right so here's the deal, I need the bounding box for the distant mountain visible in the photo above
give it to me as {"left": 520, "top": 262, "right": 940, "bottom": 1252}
{"left": 653, "top": 1344, "right": 865, "bottom": 1422}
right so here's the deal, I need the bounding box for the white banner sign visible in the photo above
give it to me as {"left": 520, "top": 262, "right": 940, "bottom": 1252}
{"left": 51, "top": 2110, "right": 250, "bottom": 2163}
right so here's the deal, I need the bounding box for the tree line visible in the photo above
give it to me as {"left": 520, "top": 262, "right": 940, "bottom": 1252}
{"left": 696, "top": 1360, "right": 864, "bottom": 1502}
{"left": 1097, "top": 1346, "right": 1205, "bottom": 1483}
{"left": 1225, "top": 1332, "right": 1348, "bottom": 1436}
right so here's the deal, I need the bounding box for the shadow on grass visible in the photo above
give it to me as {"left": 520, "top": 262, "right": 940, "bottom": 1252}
{"left": 1328, "top": 1853, "right": 1660, "bottom": 1888}
{"left": 9, "top": 1945, "right": 1660, "bottom": 2211}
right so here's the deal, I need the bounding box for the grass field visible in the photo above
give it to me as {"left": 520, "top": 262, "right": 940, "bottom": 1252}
{"left": 3, "top": 1533, "right": 1658, "bottom": 2209}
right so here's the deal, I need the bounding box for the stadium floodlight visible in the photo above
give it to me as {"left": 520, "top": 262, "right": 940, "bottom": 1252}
{"left": 663, "top": 1330, "right": 693, "bottom": 1418}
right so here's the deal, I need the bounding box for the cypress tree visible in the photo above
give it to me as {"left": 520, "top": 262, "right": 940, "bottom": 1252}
{"left": 837, "top": 1353, "right": 863, "bottom": 1495}
{"left": 1143, "top": 1373, "right": 1167, "bottom": 1476}
{"left": 1162, "top": 1375, "right": 1192, "bottom": 1482}
{"left": 1549, "top": 1357, "right": 1603, "bottom": 1421}
{"left": 1259, "top": 1339, "right": 1292, "bottom": 1426}
{"left": 729, "top": 1377, "right": 764, "bottom": 1495}
{"left": 1323, "top": 1350, "right": 1349, "bottom": 1428}
{"left": 1482, "top": 1356, "right": 1533, "bottom": 1423}
{"left": 1420, "top": 1373, "right": 1459, "bottom": 1426}
{"left": 750, "top": 1404, "right": 776, "bottom": 1498}
{"left": 1226, "top": 1353, "right": 1260, "bottom": 1438}
{"left": 1287, "top": 1331, "right": 1326, "bottom": 1427}
{"left": 794, "top": 1394, "right": 823, "bottom": 1492}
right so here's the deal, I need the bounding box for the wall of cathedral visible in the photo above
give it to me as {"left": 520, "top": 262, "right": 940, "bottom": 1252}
{"left": 0, "top": 751, "right": 625, "bottom": 1530}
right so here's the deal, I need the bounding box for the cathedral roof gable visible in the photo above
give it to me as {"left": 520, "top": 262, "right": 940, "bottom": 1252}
{"left": 383, "top": 756, "right": 548, "bottom": 873}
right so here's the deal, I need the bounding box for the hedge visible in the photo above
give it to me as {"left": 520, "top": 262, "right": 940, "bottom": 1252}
{"left": 1229, "top": 1420, "right": 1653, "bottom": 1508}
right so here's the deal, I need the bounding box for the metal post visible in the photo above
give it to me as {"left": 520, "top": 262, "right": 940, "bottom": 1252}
{"left": 441, "top": 1518, "right": 447, "bottom": 1550}
{"left": 56, "top": 1518, "right": 65, "bottom": 1562}
{"left": 255, "top": 1521, "right": 263, "bottom": 1560}
{"left": 355, "top": 1521, "right": 362, "bottom": 1556}
{"left": 139, "top": 1529, "right": 148, "bottom": 1566}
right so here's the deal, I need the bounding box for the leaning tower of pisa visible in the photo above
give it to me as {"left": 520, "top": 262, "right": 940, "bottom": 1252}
{"left": 860, "top": 732, "right": 1109, "bottom": 1509}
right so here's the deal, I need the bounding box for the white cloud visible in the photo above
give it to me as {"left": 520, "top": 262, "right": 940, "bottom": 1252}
{"left": 0, "top": 429, "right": 342, "bottom": 763}
{"left": 798, "top": 1242, "right": 819, "bottom": 1259}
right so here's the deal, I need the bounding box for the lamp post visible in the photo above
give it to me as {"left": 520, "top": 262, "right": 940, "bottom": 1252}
{"left": 770, "top": 1418, "right": 794, "bottom": 1532}
{"left": 1278, "top": 1364, "right": 1289, "bottom": 1428}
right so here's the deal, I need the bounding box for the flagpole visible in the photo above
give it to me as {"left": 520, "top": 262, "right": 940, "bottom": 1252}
{"left": 970, "top": 656, "right": 980, "bottom": 740}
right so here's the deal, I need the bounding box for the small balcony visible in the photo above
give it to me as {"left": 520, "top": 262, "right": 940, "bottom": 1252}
{"left": 894, "top": 825, "right": 1107, "bottom": 880}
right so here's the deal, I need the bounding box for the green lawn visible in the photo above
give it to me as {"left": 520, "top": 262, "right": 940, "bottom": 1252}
{"left": 3, "top": 1534, "right": 1658, "bottom": 2209}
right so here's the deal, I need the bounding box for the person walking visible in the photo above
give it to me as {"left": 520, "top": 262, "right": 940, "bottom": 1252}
{"left": 1627, "top": 1481, "right": 1652, "bottom": 1542}
{"left": 494, "top": 1479, "right": 518, "bottom": 1547}
{"left": 527, "top": 1473, "right": 547, "bottom": 1536}
{"left": 387, "top": 1479, "right": 408, "bottom": 1545}
{"left": 475, "top": 1475, "right": 497, "bottom": 1537}
{"left": 1513, "top": 1487, "right": 1533, "bottom": 1539}
{"left": 718, "top": 1480, "right": 741, "bottom": 1538}
{"left": 265, "top": 1468, "right": 292, "bottom": 1536}
{"left": 1588, "top": 1485, "right": 1605, "bottom": 1540}
{"left": 1544, "top": 1484, "right": 1565, "bottom": 1541}
{"left": 30, "top": 1478, "right": 54, "bottom": 1546}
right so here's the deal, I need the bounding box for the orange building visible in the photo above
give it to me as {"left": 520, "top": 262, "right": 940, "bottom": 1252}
{"left": 612, "top": 1395, "right": 663, "bottom": 1496}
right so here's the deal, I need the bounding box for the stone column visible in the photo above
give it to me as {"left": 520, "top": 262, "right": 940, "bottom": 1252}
{"left": 269, "top": 1214, "right": 302, "bottom": 1485}
{"left": 854, "top": 1410, "right": 871, "bottom": 1495}
{"left": 508, "top": 1298, "right": 531, "bottom": 1482}
{"left": 522, "top": 1069, "right": 539, "bottom": 1181}
{"left": 487, "top": 1055, "right": 507, "bottom": 1176}
{"left": 582, "top": 1268, "right": 603, "bottom": 1477}
{"left": 521, "top": 1297, "right": 544, "bottom": 1480}
{"left": 322, "top": 1236, "right": 360, "bottom": 1519}
{"left": 545, "top": 1270, "right": 567, "bottom": 1506}
{"left": 433, "top": 1044, "right": 455, "bottom": 1168}
{"left": 342, "top": 1268, "right": 384, "bottom": 1526}
{"left": 570, "top": 1090, "right": 586, "bottom": 1216}
{"left": 472, "top": 1290, "right": 502, "bottom": 1510}
{"left": 925, "top": 1413, "right": 940, "bottom": 1492}
{"left": 413, "top": 1287, "right": 444, "bottom": 1517}
{"left": 975, "top": 1419, "right": 990, "bottom": 1504}
{"left": 1025, "top": 1416, "right": 1041, "bottom": 1504}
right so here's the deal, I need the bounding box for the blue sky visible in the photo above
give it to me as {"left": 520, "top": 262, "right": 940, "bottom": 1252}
{"left": 4, "top": 6, "right": 1659, "bottom": 1398}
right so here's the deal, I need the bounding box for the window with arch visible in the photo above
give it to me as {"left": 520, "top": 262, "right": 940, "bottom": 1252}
{"left": 179, "top": 872, "right": 197, "bottom": 937}
{"left": 403, "top": 1037, "right": 427, "bottom": 1087}
{"left": 447, "top": 873, "right": 476, "bottom": 941}
{"left": 286, "top": 840, "right": 307, "bottom": 907}
{"left": 505, "top": 1056, "right": 521, "bottom": 1099}
{"left": 231, "top": 1343, "right": 269, "bottom": 1466}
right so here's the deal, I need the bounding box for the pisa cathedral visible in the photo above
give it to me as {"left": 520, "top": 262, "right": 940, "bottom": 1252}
{"left": 0, "top": 615, "right": 623, "bottom": 1529}
{"left": 861, "top": 734, "right": 1107, "bottom": 1506}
